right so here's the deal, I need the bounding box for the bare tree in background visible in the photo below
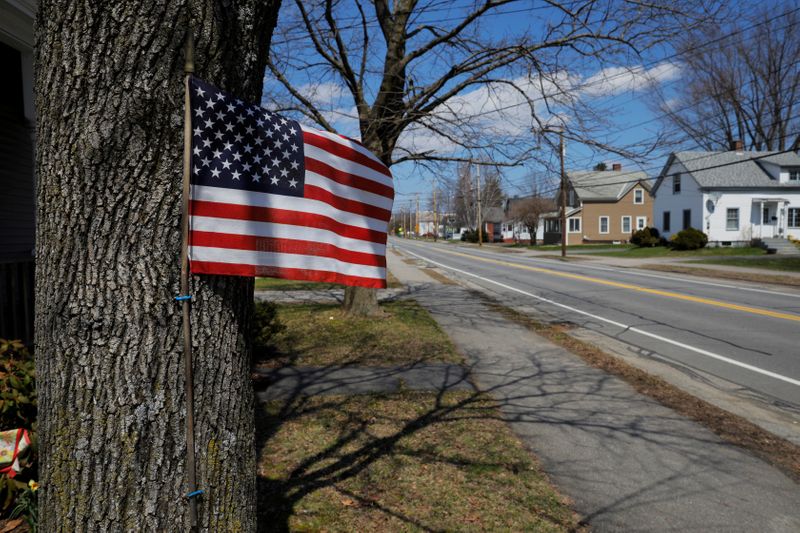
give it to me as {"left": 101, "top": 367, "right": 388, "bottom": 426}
{"left": 267, "top": 0, "right": 716, "bottom": 314}
{"left": 508, "top": 196, "right": 554, "bottom": 245}
{"left": 655, "top": 4, "right": 800, "bottom": 151}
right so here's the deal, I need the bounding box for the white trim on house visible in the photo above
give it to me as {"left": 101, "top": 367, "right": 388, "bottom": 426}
{"left": 621, "top": 216, "right": 631, "bottom": 234}
{"left": 568, "top": 216, "right": 581, "bottom": 233}
{"left": 636, "top": 216, "right": 647, "bottom": 230}
{"left": 634, "top": 188, "right": 644, "bottom": 204}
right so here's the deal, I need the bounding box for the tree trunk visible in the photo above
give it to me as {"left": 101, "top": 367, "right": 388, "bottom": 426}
{"left": 34, "top": 2, "right": 279, "bottom": 530}
{"left": 343, "top": 134, "right": 392, "bottom": 316}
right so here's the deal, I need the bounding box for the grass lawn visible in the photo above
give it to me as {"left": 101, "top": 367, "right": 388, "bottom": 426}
{"left": 587, "top": 246, "right": 766, "bottom": 258}
{"left": 255, "top": 271, "right": 402, "bottom": 291}
{"left": 689, "top": 256, "right": 800, "bottom": 272}
{"left": 517, "top": 243, "right": 634, "bottom": 251}
{"left": 260, "top": 300, "right": 463, "bottom": 367}
{"left": 257, "top": 391, "right": 580, "bottom": 532}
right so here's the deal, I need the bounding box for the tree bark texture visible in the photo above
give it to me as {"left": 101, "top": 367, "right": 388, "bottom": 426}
{"left": 34, "top": 2, "right": 279, "bottom": 530}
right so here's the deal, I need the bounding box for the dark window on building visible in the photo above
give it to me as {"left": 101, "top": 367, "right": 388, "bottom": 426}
{"left": 0, "top": 42, "right": 25, "bottom": 120}
{"left": 662, "top": 211, "right": 671, "bottom": 232}
{"left": 673, "top": 174, "right": 681, "bottom": 194}
{"left": 682, "top": 209, "right": 691, "bottom": 229}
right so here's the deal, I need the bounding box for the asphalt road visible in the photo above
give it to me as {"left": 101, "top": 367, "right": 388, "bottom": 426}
{"left": 391, "top": 238, "right": 800, "bottom": 410}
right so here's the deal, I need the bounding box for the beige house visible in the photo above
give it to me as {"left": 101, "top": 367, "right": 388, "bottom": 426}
{"left": 544, "top": 164, "right": 653, "bottom": 244}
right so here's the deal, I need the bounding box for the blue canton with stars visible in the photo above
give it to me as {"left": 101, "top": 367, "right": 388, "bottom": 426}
{"left": 189, "top": 76, "right": 305, "bottom": 197}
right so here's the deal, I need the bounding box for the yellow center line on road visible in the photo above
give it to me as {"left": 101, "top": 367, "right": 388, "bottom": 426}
{"left": 424, "top": 246, "right": 800, "bottom": 323}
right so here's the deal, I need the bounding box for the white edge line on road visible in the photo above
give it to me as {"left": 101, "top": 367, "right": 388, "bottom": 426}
{"left": 399, "top": 246, "right": 800, "bottom": 388}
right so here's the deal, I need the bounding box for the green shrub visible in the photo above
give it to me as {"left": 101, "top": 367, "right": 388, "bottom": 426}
{"left": 0, "top": 340, "right": 36, "bottom": 430}
{"left": 0, "top": 339, "right": 37, "bottom": 524}
{"left": 460, "top": 229, "right": 479, "bottom": 243}
{"left": 252, "top": 301, "right": 285, "bottom": 364}
{"left": 670, "top": 227, "right": 708, "bottom": 250}
{"left": 630, "top": 227, "right": 662, "bottom": 247}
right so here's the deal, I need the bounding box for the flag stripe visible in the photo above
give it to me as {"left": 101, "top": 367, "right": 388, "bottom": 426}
{"left": 303, "top": 184, "right": 391, "bottom": 221}
{"left": 191, "top": 185, "right": 388, "bottom": 231}
{"left": 301, "top": 126, "right": 384, "bottom": 166}
{"left": 305, "top": 157, "right": 394, "bottom": 199}
{"left": 191, "top": 261, "right": 386, "bottom": 288}
{"left": 303, "top": 129, "right": 390, "bottom": 177}
{"left": 191, "top": 200, "right": 388, "bottom": 243}
{"left": 305, "top": 170, "right": 394, "bottom": 211}
{"left": 190, "top": 246, "right": 386, "bottom": 279}
{"left": 190, "top": 231, "right": 387, "bottom": 267}
{"left": 190, "top": 216, "right": 386, "bottom": 255}
{"left": 304, "top": 144, "right": 394, "bottom": 189}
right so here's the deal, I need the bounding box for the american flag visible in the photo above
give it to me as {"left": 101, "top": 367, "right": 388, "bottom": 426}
{"left": 187, "top": 77, "right": 394, "bottom": 288}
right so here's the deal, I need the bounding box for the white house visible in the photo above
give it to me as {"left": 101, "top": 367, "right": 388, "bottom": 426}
{"left": 652, "top": 143, "right": 800, "bottom": 245}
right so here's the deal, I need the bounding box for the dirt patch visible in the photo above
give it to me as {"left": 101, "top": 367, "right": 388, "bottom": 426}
{"left": 484, "top": 299, "right": 800, "bottom": 483}
{"left": 640, "top": 264, "right": 800, "bottom": 287}
{"left": 421, "top": 268, "right": 457, "bottom": 285}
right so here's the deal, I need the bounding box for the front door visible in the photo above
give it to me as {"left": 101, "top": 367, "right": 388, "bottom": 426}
{"left": 762, "top": 203, "right": 777, "bottom": 237}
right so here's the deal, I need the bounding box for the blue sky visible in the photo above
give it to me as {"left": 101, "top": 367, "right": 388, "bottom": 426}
{"left": 263, "top": 1, "right": 789, "bottom": 211}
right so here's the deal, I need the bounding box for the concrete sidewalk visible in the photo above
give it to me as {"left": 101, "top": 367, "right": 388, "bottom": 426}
{"left": 388, "top": 250, "right": 800, "bottom": 532}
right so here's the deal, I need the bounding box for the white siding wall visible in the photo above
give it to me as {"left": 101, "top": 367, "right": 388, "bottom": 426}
{"left": 501, "top": 222, "right": 545, "bottom": 242}
{"left": 704, "top": 191, "right": 800, "bottom": 242}
{"left": 653, "top": 160, "right": 703, "bottom": 238}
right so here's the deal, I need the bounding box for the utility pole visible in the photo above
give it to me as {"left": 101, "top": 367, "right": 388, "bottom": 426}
{"left": 432, "top": 186, "right": 438, "bottom": 242}
{"left": 476, "top": 163, "right": 483, "bottom": 246}
{"left": 559, "top": 132, "right": 567, "bottom": 258}
{"left": 415, "top": 194, "right": 421, "bottom": 237}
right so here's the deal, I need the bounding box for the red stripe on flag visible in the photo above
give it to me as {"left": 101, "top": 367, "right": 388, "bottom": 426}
{"left": 190, "top": 261, "right": 386, "bottom": 288}
{"left": 303, "top": 185, "right": 391, "bottom": 221}
{"left": 305, "top": 157, "right": 394, "bottom": 199}
{"left": 303, "top": 131, "right": 391, "bottom": 178}
{"left": 190, "top": 200, "right": 388, "bottom": 244}
{"left": 190, "top": 231, "right": 386, "bottom": 267}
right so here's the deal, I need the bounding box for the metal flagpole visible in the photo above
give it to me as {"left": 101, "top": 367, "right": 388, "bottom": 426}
{"left": 179, "top": 30, "right": 200, "bottom": 530}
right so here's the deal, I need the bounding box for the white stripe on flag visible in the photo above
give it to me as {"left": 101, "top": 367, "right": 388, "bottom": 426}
{"left": 305, "top": 170, "right": 394, "bottom": 210}
{"left": 190, "top": 215, "right": 387, "bottom": 255}
{"left": 304, "top": 144, "right": 394, "bottom": 188}
{"left": 191, "top": 185, "right": 389, "bottom": 231}
{"left": 300, "top": 125, "right": 385, "bottom": 167}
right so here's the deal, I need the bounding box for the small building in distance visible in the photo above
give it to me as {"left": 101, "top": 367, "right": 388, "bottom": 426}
{"left": 543, "top": 163, "right": 653, "bottom": 244}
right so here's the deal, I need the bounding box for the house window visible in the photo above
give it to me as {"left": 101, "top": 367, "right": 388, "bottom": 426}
{"left": 662, "top": 211, "right": 671, "bottom": 232}
{"left": 568, "top": 217, "right": 581, "bottom": 233}
{"left": 621, "top": 216, "right": 631, "bottom": 233}
{"left": 636, "top": 216, "right": 647, "bottom": 230}
{"left": 673, "top": 174, "right": 681, "bottom": 194}
{"left": 633, "top": 189, "right": 644, "bottom": 204}
{"left": 789, "top": 169, "right": 800, "bottom": 181}
{"left": 599, "top": 216, "right": 609, "bottom": 234}
{"left": 788, "top": 208, "right": 800, "bottom": 228}
{"left": 682, "top": 209, "right": 691, "bottom": 229}
{"left": 763, "top": 206, "right": 770, "bottom": 224}
{"left": 726, "top": 208, "right": 739, "bottom": 231}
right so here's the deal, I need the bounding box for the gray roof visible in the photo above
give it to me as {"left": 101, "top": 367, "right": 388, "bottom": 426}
{"left": 568, "top": 169, "right": 651, "bottom": 201}
{"left": 659, "top": 150, "right": 800, "bottom": 190}
{"left": 482, "top": 206, "right": 505, "bottom": 223}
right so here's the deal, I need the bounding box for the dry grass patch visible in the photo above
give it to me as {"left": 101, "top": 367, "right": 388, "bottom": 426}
{"left": 261, "top": 300, "right": 463, "bottom": 367}
{"left": 641, "top": 263, "right": 800, "bottom": 287}
{"left": 255, "top": 271, "right": 402, "bottom": 291}
{"left": 485, "top": 300, "right": 800, "bottom": 482}
{"left": 257, "top": 391, "right": 581, "bottom": 532}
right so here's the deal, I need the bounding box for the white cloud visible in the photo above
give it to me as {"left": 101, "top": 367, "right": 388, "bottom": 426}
{"left": 296, "top": 82, "right": 347, "bottom": 106}
{"left": 579, "top": 62, "right": 680, "bottom": 98}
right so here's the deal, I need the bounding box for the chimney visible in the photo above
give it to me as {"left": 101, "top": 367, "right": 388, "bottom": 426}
{"left": 612, "top": 163, "right": 622, "bottom": 171}
{"left": 731, "top": 139, "right": 744, "bottom": 152}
